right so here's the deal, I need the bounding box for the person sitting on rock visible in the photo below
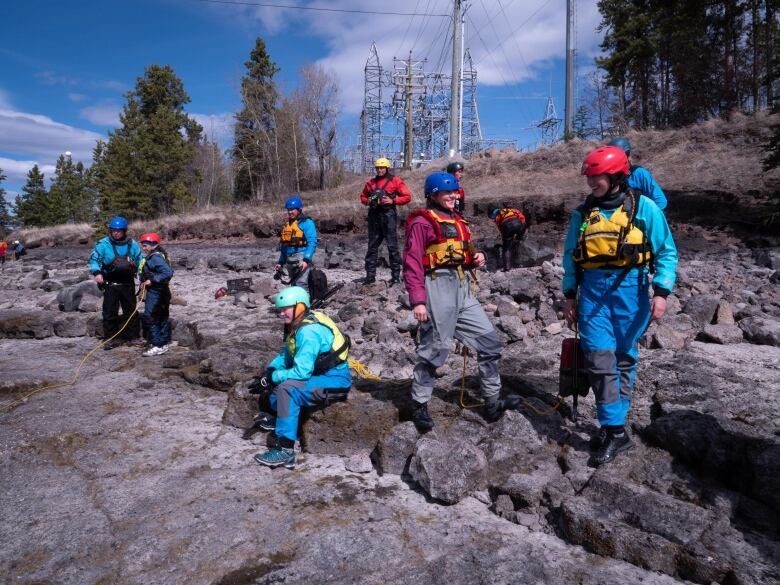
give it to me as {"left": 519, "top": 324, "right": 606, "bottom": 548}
{"left": 251, "top": 286, "right": 351, "bottom": 469}
{"left": 89, "top": 217, "right": 143, "bottom": 350}
{"left": 607, "top": 137, "right": 667, "bottom": 210}
{"left": 275, "top": 195, "right": 317, "bottom": 293}
{"left": 403, "top": 171, "right": 513, "bottom": 432}
{"left": 489, "top": 206, "right": 528, "bottom": 272}
{"left": 446, "top": 161, "right": 466, "bottom": 215}
{"left": 360, "top": 157, "right": 412, "bottom": 286}
{"left": 562, "top": 145, "right": 677, "bottom": 466}
{"left": 138, "top": 232, "right": 174, "bottom": 357}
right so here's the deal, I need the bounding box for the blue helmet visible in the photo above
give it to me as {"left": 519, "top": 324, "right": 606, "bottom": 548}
{"left": 489, "top": 208, "right": 500, "bottom": 219}
{"left": 424, "top": 172, "right": 459, "bottom": 197}
{"left": 285, "top": 195, "right": 303, "bottom": 210}
{"left": 108, "top": 216, "right": 128, "bottom": 230}
{"left": 607, "top": 137, "right": 631, "bottom": 155}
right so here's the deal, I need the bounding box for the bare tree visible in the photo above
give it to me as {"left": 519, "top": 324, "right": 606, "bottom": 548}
{"left": 293, "top": 63, "right": 340, "bottom": 190}
{"left": 191, "top": 139, "right": 233, "bottom": 207}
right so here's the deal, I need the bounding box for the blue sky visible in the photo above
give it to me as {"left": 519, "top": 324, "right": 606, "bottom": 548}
{"left": 1, "top": 0, "right": 603, "bottom": 201}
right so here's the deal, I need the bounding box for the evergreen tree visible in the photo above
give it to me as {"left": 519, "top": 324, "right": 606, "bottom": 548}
{"left": 49, "top": 153, "right": 94, "bottom": 224}
{"left": 0, "top": 167, "right": 12, "bottom": 234}
{"left": 233, "top": 37, "right": 280, "bottom": 201}
{"left": 14, "top": 165, "right": 48, "bottom": 227}
{"left": 92, "top": 65, "right": 202, "bottom": 219}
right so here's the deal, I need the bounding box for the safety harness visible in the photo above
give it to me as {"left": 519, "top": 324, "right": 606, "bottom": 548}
{"left": 573, "top": 191, "right": 652, "bottom": 270}
{"left": 279, "top": 217, "right": 309, "bottom": 247}
{"left": 407, "top": 209, "right": 477, "bottom": 281}
{"left": 286, "top": 310, "right": 351, "bottom": 376}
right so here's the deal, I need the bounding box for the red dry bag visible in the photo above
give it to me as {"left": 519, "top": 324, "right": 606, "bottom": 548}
{"left": 559, "top": 337, "right": 590, "bottom": 398}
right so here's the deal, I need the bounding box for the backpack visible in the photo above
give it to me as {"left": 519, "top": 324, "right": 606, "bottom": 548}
{"left": 308, "top": 267, "right": 329, "bottom": 304}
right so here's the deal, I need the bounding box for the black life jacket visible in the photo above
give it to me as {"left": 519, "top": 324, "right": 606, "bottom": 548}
{"left": 106, "top": 240, "right": 137, "bottom": 281}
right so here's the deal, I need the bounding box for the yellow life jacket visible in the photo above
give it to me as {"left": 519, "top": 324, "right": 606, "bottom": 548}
{"left": 286, "top": 310, "right": 350, "bottom": 375}
{"left": 407, "top": 209, "right": 477, "bottom": 272}
{"left": 573, "top": 192, "right": 652, "bottom": 270}
{"left": 280, "top": 218, "right": 307, "bottom": 247}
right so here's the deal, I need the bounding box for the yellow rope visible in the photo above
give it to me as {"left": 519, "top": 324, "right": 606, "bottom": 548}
{"left": 347, "top": 358, "right": 382, "bottom": 381}
{"left": 1, "top": 287, "right": 146, "bottom": 413}
{"left": 458, "top": 346, "right": 482, "bottom": 409}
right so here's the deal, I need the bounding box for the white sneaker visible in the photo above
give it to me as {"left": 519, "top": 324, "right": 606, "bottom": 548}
{"left": 143, "top": 345, "right": 169, "bottom": 357}
{"left": 166, "top": 341, "right": 178, "bottom": 349}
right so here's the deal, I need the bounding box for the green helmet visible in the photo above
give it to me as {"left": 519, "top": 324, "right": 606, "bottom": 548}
{"left": 274, "top": 286, "right": 310, "bottom": 309}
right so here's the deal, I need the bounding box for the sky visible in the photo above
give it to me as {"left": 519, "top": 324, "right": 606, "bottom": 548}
{"left": 0, "top": 0, "right": 604, "bottom": 202}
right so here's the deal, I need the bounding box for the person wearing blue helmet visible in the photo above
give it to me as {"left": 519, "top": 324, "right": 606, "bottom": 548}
{"left": 403, "top": 172, "right": 512, "bottom": 432}
{"left": 89, "top": 216, "right": 143, "bottom": 349}
{"left": 275, "top": 195, "right": 318, "bottom": 292}
{"left": 607, "top": 137, "right": 667, "bottom": 210}
{"left": 249, "top": 286, "right": 351, "bottom": 469}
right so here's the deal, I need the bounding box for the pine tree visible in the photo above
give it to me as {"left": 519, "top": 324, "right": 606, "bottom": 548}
{"left": 234, "top": 37, "right": 280, "bottom": 201}
{"left": 49, "top": 153, "right": 94, "bottom": 224}
{"left": 92, "top": 65, "right": 202, "bottom": 219}
{"left": 0, "top": 167, "right": 12, "bottom": 234}
{"left": 14, "top": 165, "right": 48, "bottom": 227}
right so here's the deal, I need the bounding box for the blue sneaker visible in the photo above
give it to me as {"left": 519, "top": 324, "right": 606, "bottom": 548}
{"left": 254, "top": 447, "right": 296, "bottom": 469}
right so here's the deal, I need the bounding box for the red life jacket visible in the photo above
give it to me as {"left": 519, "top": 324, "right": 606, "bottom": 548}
{"left": 407, "top": 209, "right": 476, "bottom": 270}
{"left": 494, "top": 208, "right": 526, "bottom": 228}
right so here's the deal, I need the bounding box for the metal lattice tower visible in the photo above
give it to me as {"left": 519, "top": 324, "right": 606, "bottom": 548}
{"left": 360, "top": 43, "right": 383, "bottom": 171}
{"left": 461, "top": 49, "right": 482, "bottom": 157}
{"left": 537, "top": 95, "right": 561, "bottom": 146}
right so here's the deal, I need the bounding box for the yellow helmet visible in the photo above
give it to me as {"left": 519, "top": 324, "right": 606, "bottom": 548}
{"left": 374, "top": 157, "right": 391, "bottom": 168}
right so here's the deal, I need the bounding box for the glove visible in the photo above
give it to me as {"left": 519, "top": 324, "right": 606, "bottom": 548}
{"left": 247, "top": 368, "right": 276, "bottom": 394}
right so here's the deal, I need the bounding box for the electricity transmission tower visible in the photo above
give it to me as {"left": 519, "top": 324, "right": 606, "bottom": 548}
{"left": 537, "top": 95, "right": 562, "bottom": 146}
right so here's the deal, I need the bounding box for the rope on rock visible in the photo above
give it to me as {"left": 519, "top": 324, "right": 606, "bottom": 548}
{"left": 1, "top": 288, "right": 146, "bottom": 413}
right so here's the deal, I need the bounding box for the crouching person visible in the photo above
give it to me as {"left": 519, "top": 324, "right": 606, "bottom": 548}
{"left": 139, "top": 233, "right": 174, "bottom": 356}
{"left": 252, "top": 286, "right": 351, "bottom": 469}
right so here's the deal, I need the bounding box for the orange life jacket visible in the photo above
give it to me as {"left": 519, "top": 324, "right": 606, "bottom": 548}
{"left": 495, "top": 208, "right": 526, "bottom": 228}
{"left": 407, "top": 209, "right": 476, "bottom": 271}
{"left": 279, "top": 218, "right": 307, "bottom": 247}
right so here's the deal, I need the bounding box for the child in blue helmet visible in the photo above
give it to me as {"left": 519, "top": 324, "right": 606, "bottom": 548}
{"left": 562, "top": 146, "right": 677, "bottom": 466}
{"left": 250, "top": 286, "right": 351, "bottom": 469}
{"left": 275, "top": 195, "right": 317, "bottom": 292}
{"left": 607, "top": 137, "right": 667, "bottom": 210}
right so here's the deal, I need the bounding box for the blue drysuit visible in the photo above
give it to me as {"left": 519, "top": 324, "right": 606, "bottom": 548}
{"left": 140, "top": 250, "right": 174, "bottom": 348}
{"left": 562, "top": 192, "right": 677, "bottom": 427}
{"left": 89, "top": 237, "right": 143, "bottom": 280}
{"left": 266, "top": 318, "right": 351, "bottom": 442}
{"left": 628, "top": 165, "right": 667, "bottom": 210}
{"left": 278, "top": 216, "right": 317, "bottom": 265}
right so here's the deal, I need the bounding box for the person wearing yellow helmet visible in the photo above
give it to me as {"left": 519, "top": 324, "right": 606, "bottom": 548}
{"left": 249, "top": 286, "right": 352, "bottom": 469}
{"left": 359, "top": 157, "right": 413, "bottom": 285}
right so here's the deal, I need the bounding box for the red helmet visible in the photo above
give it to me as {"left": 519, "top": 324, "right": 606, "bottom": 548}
{"left": 140, "top": 232, "right": 161, "bottom": 245}
{"left": 214, "top": 287, "right": 228, "bottom": 299}
{"left": 581, "top": 146, "right": 629, "bottom": 177}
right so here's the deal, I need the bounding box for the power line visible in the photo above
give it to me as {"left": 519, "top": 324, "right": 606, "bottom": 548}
{"left": 197, "top": 0, "right": 449, "bottom": 17}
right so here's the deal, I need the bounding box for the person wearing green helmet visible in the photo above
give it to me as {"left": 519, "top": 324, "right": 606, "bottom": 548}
{"left": 250, "top": 286, "right": 351, "bottom": 469}
{"left": 607, "top": 137, "right": 667, "bottom": 210}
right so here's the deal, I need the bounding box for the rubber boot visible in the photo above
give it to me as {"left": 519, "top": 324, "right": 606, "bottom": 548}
{"left": 502, "top": 247, "right": 512, "bottom": 272}
{"left": 389, "top": 270, "right": 401, "bottom": 286}
{"left": 363, "top": 275, "right": 376, "bottom": 285}
{"left": 411, "top": 401, "right": 434, "bottom": 432}
{"left": 590, "top": 427, "right": 632, "bottom": 466}
{"left": 483, "top": 394, "right": 506, "bottom": 422}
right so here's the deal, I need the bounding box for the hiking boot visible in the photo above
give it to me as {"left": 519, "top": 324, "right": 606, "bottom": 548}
{"left": 590, "top": 430, "right": 632, "bottom": 467}
{"left": 588, "top": 427, "right": 608, "bottom": 450}
{"left": 388, "top": 276, "right": 401, "bottom": 286}
{"left": 254, "top": 447, "right": 296, "bottom": 469}
{"left": 483, "top": 395, "right": 506, "bottom": 423}
{"left": 143, "top": 345, "right": 169, "bottom": 357}
{"left": 252, "top": 412, "right": 276, "bottom": 432}
{"left": 127, "top": 338, "right": 147, "bottom": 348}
{"left": 102, "top": 339, "right": 122, "bottom": 351}
{"left": 411, "top": 401, "right": 434, "bottom": 432}
{"left": 363, "top": 276, "right": 376, "bottom": 285}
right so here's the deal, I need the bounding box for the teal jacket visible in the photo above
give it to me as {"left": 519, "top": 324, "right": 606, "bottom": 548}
{"left": 268, "top": 321, "right": 349, "bottom": 384}
{"left": 628, "top": 166, "right": 667, "bottom": 210}
{"left": 562, "top": 192, "right": 677, "bottom": 297}
{"left": 278, "top": 216, "right": 318, "bottom": 264}
{"left": 89, "top": 236, "right": 143, "bottom": 277}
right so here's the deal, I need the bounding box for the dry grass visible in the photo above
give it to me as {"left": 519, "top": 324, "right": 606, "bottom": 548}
{"left": 12, "top": 111, "right": 779, "bottom": 247}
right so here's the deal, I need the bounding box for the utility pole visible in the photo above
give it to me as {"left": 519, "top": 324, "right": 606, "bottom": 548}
{"left": 448, "top": 0, "right": 463, "bottom": 157}
{"left": 564, "top": 0, "right": 575, "bottom": 141}
{"left": 404, "top": 52, "right": 414, "bottom": 169}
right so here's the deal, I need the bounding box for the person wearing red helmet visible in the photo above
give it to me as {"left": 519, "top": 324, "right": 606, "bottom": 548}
{"left": 139, "top": 232, "right": 174, "bottom": 356}
{"left": 562, "top": 145, "right": 677, "bottom": 466}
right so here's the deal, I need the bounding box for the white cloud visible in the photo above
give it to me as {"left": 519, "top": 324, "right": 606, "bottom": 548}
{"left": 191, "top": 112, "right": 235, "bottom": 147}
{"left": 79, "top": 103, "right": 121, "bottom": 126}
{"left": 231, "top": 0, "right": 603, "bottom": 115}
{"left": 0, "top": 109, "right": 103, "bottom": 168}
{"left": 0, "top": 89, "right": 12, "bottom": 109}
{"left": 0, "top": 157, "right": 56, "bottom": 183}
{"left": 68, "top": 92, "right": 88, "bottom": 102}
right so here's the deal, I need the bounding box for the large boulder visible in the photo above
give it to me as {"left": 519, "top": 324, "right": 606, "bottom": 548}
{"left": 513, "top": 239, "right": 555, "bottom": 268}
{"left": 222, "top": 381, "right": 261, "bottom": 429}
{"left": 409, "top": 436, "right": 488, "bottom": 504}
{"left": 374, "top": 422, "right": 420, "bottom": 475}
{"left": 57, "top": 280, "right": 102, "bottom": 312}
{"left": 683, "top": 294, "right": 720, "bottom": 327}
{"left": 0, "top": 309, "right": 56, "bottom": 338}
{"left": 698, "top": 323, "right": 744, "bottom": 344}
{"left": 21, "top": 269, "right": 49, "bottom": 289}
{"left": 53, "top": 314, "right": 88, "bottom": 337}
{"left": 739, "top": 316, "right": 780, "bottom": 346}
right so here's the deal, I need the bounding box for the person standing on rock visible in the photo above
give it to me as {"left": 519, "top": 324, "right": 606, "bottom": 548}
{"left": 607, "top": 137, "right": 667, "bottom": 210}
{"left": 89, "top": 216, "right": 143, "bottom": 350}
{"left": 251, "top": 286, "right": 351, "bottom": 469}
{"left": 403, "top": 171, "right": 512, "bottom": 432}
{"left": 562, "top": 145, "right": 678, "bottom": 466}
{"left": 138, "top": 232, "right": 174, "bottom": 357}
{"left": 0, "top": 239, "right": 7, "bottom": 267}
{"left": 446, "top": 161, "right": 466, "bottom": 215}
{"left": 360, "top": 157, "right": 412, "bottom": 286}
{"left": 489, "top": 206, "right": 528, "bottom": 272}
{"left": 275, "top": 195, "right": 317, "bottom": 293}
